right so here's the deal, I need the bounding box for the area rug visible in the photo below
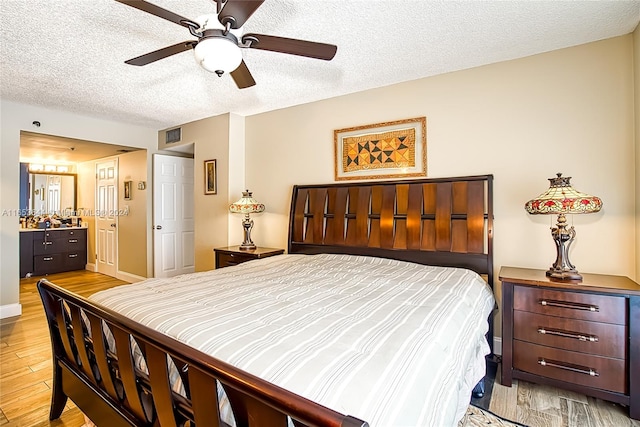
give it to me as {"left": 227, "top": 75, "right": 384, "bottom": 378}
{"left": 459, "top": 404, "right": 526, "bottom": 427}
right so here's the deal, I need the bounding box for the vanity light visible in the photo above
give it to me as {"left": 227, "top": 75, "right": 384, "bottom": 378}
{"left": 28, "top": 163, "right": 73, "bottom": 173}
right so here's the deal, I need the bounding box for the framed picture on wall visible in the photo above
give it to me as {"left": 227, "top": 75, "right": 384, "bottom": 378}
{"left": 124, "top": 180, "right": 132, "bottom": 200}
{"left": 205, "top": 159, "right": 217, "bottom": 195}
{"left": 334, "top": 117, "right": 427, "bottom": 181}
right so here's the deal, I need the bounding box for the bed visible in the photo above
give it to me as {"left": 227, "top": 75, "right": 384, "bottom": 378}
{"left": 38, "top": 174, "right": 495, "bottom": 427}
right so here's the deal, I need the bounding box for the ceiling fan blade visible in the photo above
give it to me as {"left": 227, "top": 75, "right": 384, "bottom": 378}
{"left": 242, "top": 34, "right": 337, "bottom": 60}
{"left": 230, "top": 60, "right": 256, "bottom": 89}
{"left": 218, "top": 0, "right": 265, "bottom": 29}
{"left": 125, "top": 41, "right": 196, "bottom": 66}
{"left": 115, "top": 0, "right": 191, "bottom": 26}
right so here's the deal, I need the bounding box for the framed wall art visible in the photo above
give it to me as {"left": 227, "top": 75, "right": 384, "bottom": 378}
{"left": 334, "top": 117, "right": 427, "bottom": 181}
{"left": 123, "top": 180, "right": 132, "bottom": 200}
{"left": 204, "top": 159, "right": 217, "bottom": 195}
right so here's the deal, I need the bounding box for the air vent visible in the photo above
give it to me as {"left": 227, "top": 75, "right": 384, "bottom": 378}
{"left": 166, "top": 128, "right": 181, "bottom": 144}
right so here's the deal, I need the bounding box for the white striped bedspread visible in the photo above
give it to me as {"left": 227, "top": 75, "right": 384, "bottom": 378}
{"left": 90, "top": 253, "right": 496, "bottom": 426}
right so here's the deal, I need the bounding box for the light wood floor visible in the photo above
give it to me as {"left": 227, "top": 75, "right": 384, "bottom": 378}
{"left": 1, "top": 272, "right": 127, "bottom": 426}
{"left": 489, "top": 368, "right": 640, "bottom": 427}
{"left": 1, "top": 270, "right": 639, "bottom": 427}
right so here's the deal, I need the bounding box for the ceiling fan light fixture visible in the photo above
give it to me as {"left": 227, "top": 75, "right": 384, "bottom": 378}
{"left": 194, "top": 33, "right": 242, "bottom": 74}
{"left": 117, "top": 1, "right": 336, "bottom": 89}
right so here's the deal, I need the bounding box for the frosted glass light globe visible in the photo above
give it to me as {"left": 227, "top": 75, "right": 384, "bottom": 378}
{"left": 194, "top": 37, "right": 242, "bottom": 74}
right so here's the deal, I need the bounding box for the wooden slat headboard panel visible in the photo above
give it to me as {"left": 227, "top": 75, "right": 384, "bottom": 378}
{"left": 288, "top": 174, "right": 494, "bottom": 285}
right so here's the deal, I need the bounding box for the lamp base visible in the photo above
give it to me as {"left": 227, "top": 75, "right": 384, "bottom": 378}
{"left": 238, "top": 242, "right": 257, "bottom": 251}
{"left": 546, "top": 268, "right": 583, "bottom": 282}
{"left": 548, "top": 213, "right": 582, "bottom": 282}
{"left": 239, "top": 215, "right": 256, "bottom": 251}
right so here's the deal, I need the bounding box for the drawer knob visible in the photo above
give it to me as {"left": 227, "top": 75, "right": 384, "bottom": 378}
{"left": 44, "top": 241, "right": 53, "bottom": 245}
{"left": 540, "top": 299, "right": 599, "bottom": 312}
{"left": 538, "top": 358, "right": 599, "bottom": 377}
{"left": 68, "top": 254, "right": 78, "bottom": 258}
{"left": 43, "top": 257, "right": 53, "bottom": 261}
{"left": 68, "top": 239, "right": 78, "bottom": 243}
{"left": 537, "top": 327, "right": 598, "bottom": 342}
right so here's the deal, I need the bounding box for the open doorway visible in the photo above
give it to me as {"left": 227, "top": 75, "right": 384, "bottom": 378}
{"left": 19, "top": 131, "right": 147, "bottom": 280}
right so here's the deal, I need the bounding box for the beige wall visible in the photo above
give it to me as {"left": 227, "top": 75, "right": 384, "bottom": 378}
{"left": 242, "top": 35, "right": 637, "bottom": 346}
{"left": 0, "top": 100, "right": 157, "bottom": 317}
{"left": 228, "top": 114, "right": 247, "bottom": 246}
{"left": 77, "top": 160, "right": 96, "bottom": 266}
{"left": 245, "top": 35, "right": 636, "bottom": 277}
{"left": 634, "top": 24, "right": 640, "bottom": 281}
{"left": 117, "top": 150, "right": 149, "bottom": 278}
{"left": 159, "top": 113, "right": 233, "bottom": 272}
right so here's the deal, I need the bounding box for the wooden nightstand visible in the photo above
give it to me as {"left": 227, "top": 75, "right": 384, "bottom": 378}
{"left": 499, "top": 266, "right": 640, "bottom": 420}
{"left": 214, "top": 246, "right": 284, "bottom": 269}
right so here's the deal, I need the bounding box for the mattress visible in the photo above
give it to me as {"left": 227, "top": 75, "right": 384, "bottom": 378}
{"left": 90, "top": 253, "right": 495, "bottom": 426}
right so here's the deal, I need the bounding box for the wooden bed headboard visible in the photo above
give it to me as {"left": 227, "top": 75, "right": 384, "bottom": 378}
{"left": 288, "top": 174, "right": 494, "bottom": 285}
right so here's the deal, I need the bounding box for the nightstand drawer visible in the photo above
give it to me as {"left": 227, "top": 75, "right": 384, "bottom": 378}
{"left": 514, "top": 310, "right": 626, "bottom": 359}
{"left": 214, "top": 246, "right": 284, "bottom": 269}
{"left": 513, "top": 340, "right": 626, "bottom": 394}
{"left": 217, "top": 251, "right": 254, "bottom": 267}
{"left": 514, "top": 286, "right": 625, "bottom": 324}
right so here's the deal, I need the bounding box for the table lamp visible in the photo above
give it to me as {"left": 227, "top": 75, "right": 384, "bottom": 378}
{"left": 524, "top": 173, "right": 602, "bottom": 281}
{"left": 229, "top": 190, "right": 265, "bottom": 250}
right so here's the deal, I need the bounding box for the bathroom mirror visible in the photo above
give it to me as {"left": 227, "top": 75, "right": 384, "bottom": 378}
{"left": 20, "top": 170, "right": 77, "bottom": 216}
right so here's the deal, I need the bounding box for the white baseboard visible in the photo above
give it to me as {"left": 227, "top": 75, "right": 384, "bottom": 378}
{"left": 493, "top": 337, "right": 502, "bottom": 356}
{"left": 0, "top": 303, "right": 22, "bottom": 319}
{"left": 85, "top": 263, "right": 97, "bottom": 272}
{"left": 116, "top": 271, "right": 146, "bottom": 283}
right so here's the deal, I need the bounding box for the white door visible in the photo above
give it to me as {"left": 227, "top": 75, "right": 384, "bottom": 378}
{"left": 96, "top": 159, "right": 118, "bottom": 277}
{"left": 153, "top": 154, "right": 195, "bottom": 278}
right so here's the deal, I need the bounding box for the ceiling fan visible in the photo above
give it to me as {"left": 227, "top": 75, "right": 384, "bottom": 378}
{"left": 115, "top": 0, "right": 338, "bottom": 89}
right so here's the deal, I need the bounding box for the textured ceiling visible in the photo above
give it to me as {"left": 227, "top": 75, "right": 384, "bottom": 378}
{"left": 1, "top": 0, "right": 639, "bottom": 130}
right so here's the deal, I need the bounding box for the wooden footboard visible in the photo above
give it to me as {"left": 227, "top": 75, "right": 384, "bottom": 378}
{"left": 37, "top": 279, "right": 368, "bottom": 427}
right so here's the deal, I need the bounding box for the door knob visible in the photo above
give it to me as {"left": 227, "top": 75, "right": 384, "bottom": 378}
{"left": 110, "top": 223, "right": 116, "bottom": 228}
{"left": 155, "top": 225, "right": 163, "bottom": 230}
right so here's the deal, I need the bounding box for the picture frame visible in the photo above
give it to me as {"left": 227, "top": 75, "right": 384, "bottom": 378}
{"left": 334, "top": 117, "right": 427, "bottom": 181}
{"left": 204, "top": 159, "right": 217, "bottom": 195}
{"left": 123, "top": 180, "right": 132, "bottom": 200}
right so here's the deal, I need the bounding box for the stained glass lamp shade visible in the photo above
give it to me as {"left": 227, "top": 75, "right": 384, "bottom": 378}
{"left": 525, "top": 173, "right": 602, "bottom": 281}
{"left": 229, "top": 190, "right": 265, "bottom": 250}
